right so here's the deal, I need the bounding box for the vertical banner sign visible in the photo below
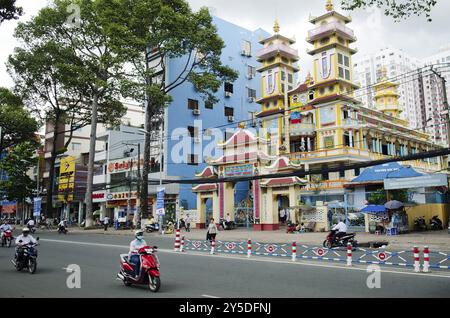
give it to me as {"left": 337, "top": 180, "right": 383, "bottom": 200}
{"left": 33, "top": 197, "right": 42, "bottom": 217}
{"left": 156, "top": 188, "right": 165, "bottom": 216}
{"left": 219, "top": 181, "right": 224, "bottom": 220}
{"left": 253, "top": 179, "right": 260, "bottom": 221}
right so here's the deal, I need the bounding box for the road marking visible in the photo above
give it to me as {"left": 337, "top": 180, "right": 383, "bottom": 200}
{"left": 202, "top": 294, "right": 220, "bottom": 298}
{"left": 40, "top": 238, "right": 450, "bottom": 279}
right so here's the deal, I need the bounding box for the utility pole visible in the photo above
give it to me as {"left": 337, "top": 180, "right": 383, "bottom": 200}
{"left": 159, "top": 124, "right": 164, "bottom": 234}
{"left": 126, "top": 151, "right": 134, "bottom": 228}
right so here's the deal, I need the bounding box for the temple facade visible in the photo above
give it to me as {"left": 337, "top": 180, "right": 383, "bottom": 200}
{"left": 192, "top": 0, "right": 447, "bottom": 231}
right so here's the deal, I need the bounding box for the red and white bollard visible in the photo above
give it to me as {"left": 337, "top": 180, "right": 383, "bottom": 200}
{"left": 174, "top": 229, "right": 181, "bottom": 251}
{"left": 210, "top": 238, "right": 215, "bottom": 255}
{"left": 346, "top": 242, "right": 352, "bottom": 266}
{"left": 247, "top": 239, "right": 252, "bottom": 258}
{"left": 292, "top": 241, "right": 297, "bottom": 262}
{"left": 413, "top": 246, "right": 420, "bottom": 272}
{"left": 180, "top": 236, "right": 185, "bottom": 252}
{"left": 423, "top": 246, "right": 430, "bottom": 273}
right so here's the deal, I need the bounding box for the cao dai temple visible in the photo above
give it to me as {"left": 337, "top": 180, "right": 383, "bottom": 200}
{"left": 192, "top": 0, "right": 449, "bottom": 232}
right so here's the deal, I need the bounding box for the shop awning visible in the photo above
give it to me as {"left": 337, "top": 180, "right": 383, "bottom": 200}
{"left": 349, "top": 162, "right": 423, "bottom": 185}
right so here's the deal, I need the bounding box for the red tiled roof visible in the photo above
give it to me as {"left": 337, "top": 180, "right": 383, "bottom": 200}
{"left": 192, "top": 184, "right": 217, "bottom": 192}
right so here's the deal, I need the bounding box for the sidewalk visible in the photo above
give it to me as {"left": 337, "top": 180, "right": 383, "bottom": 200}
{"left": 67, "top": 226, "right": 450, "bottom": 252}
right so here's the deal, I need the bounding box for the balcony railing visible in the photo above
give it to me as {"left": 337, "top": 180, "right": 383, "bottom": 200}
{"left": 290, "top": 147, "right": 442, "bottom": 171}
{"left": 307, "top": 21, "right": 355, "bottom": 41}
{"left": 341, "top": 118, "right": 360, "bottom": 129}
{"left": 256, "top": 43, "right": 299, "bottom": 60}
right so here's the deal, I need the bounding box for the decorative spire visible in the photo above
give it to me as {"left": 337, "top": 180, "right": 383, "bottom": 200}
{"left": 305, "top": 71, "right": 312, "bottom": 84}
{"left": 238, "top": 122, "right": 245, "bottom": 129}
{"left": 273, "top": 18, "right": 280, "bottom": 34}
{"left": 325, "top": 0, "right": 334, "bottom": 12}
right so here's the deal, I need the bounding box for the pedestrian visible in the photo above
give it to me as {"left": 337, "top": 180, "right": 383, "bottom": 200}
{"left": 103, "top": 216, "right": 110, "bottom": 231}
{"left": 279, "top": 208, "right": 286, "bottom": 224}
{"left": 328, "top": 209, "right": 333, "bottom": 228}
{"left": 185, "top": 214, "right": 191, "bottom": 232}
{"left": 206, "top": 218, "right": 217, "bottom": 242}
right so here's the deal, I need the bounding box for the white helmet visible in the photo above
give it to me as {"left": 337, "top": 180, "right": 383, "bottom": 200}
{"left": 134, "top": 229, "right": 143, "bottom": 237}
{"left": 22, "top": 227, "right": 30, "bottom": 233}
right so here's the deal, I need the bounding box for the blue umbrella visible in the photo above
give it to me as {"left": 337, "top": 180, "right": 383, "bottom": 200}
{"left": 360, "top": 205, "right": 386, "bottom": 213}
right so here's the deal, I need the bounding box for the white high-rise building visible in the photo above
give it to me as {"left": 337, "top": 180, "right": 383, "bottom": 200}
{"left": 354, "top": 46, "right": 450, "bottom": 146}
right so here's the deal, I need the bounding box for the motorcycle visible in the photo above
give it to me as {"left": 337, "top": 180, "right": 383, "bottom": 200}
{"left": 414, "top": 216, "right": 427, "bottom": 231}
{"left": 430, "top": 215, "right": 443, "bottom": 231}
{"left": 11, "top": 238, "right": 39, "bottom": 274}
{"left": 117, "top": 245, "right": 161, "bottom": 292}
{"left": 58, "top": 225, "right": 68, "bottom": 234}
{"left": 145, "top": 223, "right": 160, "bottom": 233}
{"left": 219, "top": 219, "right": 235, "bottom": 231}
{"left": 323, "top": 229, "right": 357, "bottom": 249}
{"left": 1, "top": 230, "right": 14, "bottom": 247}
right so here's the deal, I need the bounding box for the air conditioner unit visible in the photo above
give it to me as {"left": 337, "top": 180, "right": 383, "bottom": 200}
{"left": 193, "top": 137, "right": 201, "bottom": 144}
{"left": 227, "top": 115, "right": 234, "bottom": 122}
{"left": 225, "top": 91, "right": 233, "bottom": 97}
{"left": 193, "top": 109, "right": 201, "bottom": 115}
{"left": 247, "top": 97, "right": 255, "bottom": 103}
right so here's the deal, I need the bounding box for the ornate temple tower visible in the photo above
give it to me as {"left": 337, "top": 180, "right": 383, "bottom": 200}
{"left": 256, "top": 20, "right": 299, "bottom": 156}
{"left": 374, "top": 67, "right": 402, "bottom": 119}
{"left": 306, "top": 0, "right": 361, "bottom": 150}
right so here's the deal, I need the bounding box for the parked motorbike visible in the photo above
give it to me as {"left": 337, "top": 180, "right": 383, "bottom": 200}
{"left": 145, "top": 223, "right": 160, "bottom": 233}
{"left": 414, "top": 216, "right": 427, "bottom": 231}
{"left": 219, "top": 219, "right": 235, "bottom": 231}
{"left": 1, "top": 230, "right": 13, "bottom": 247}
{"left": 11, "top": 238, "right": 39, "bottom": 274}
{"left": 323, "top": 229, "right": 357, "bottom": 249}
{"left": 58, "top": 225, "right": 68, "bottom": 234}
{"left": 117, "top": 245, "right": 161, "bottom": 292}
{"left": 430, "top": 215, "right": 443, "bottom": 231}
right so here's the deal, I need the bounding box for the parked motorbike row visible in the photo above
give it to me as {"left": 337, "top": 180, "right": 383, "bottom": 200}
{"left": 414, "top": 215, "right": 443, "bottom": 231}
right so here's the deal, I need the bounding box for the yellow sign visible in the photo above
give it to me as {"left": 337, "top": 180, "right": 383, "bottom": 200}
{"left": 58, "top": 156, "right": 75, "bottom": 202}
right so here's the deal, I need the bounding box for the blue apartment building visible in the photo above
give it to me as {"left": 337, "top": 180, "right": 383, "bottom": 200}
{"left": 164, "top": 17, "right": 269, "bottom": 211}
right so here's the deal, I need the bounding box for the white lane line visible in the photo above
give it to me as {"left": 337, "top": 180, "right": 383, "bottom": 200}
{"left": 202, "top": 294, "right": 220, "bottom": 298}
{"left": 40, "top": 238, "right": 450, "bottom": 279}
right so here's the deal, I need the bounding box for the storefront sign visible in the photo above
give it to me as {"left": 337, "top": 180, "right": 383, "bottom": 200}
{"left": 224, "top": 164, "right": 254, "bottom": 177}
{"left": 384, "top": 174, "right": 448, "bottom": 190}
{"left": 0, "top": 200, "right": 17, "bottom": 214}
{"left": 106, "top": 191, "right": 138, "bottom": 200}
{"left": 92, "top": 192, "right": 106, "bottom": 203}
{"left": 108, "top": 157, "right": 144, "bottom": 173}
{"left": 58, "top": 156, "right": 75, "bottom": 202}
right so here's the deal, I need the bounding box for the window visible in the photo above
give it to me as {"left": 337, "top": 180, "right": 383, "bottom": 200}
{"left": 224, "top": 82, "right": 233, "bottom": 94}
{"left": 288, "top": 73, "right": 293, "bottom": 83}
{"left": 281, "top": 71, "right": 286, "bottom": 81}
{"left": 338, "top": 53, "right": 351, "bottom": 81}
{"left": 249, "top": 111, "right": 257, "bottom": 127}
{"left": 241, "top": 40, "right": 251, "bottom": 57}
{"left": 355, "top": 167, "right": 360, "bottom": 176}
{"left": 247, "top": 65, "right": 256, "bottom": 78}
{"left": 339, "top": 169, "right": 345, "bottom": 178}
{"left": 309, "top": 90, "right": 314, "bottom": 100}
{"left": 187, "top": 154, "right": 198, "bottom": 165}
{"left": 281, "top": 84, "right": 285, "bottom": 93}
{"left": 224, "top": 107, "right": 234, "bottom": 117}
{"left": 72, "top": 143, "right": 81, "bottom": 151}
{"left": 205, "top": 100, "right": 214, "bottom": 109}
{"left": 247, "top": 88, "right": 256, "bottom": 99}
{"left": 188, "top": 99, "right": 198, "bottom": 110}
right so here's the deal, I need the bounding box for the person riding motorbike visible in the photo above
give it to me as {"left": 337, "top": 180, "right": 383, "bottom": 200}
{"left": 0, "top": 220, "right": 13, "bottom": 240}
{"left": 58, "top": 219, "right": 67, "bottom": 232}
{"left": 26, "top": 218, "right": 35, "bottom": 232}
{"left": 331, "top": 220, "right": 348, "bottom": 242}
{"left": 14, "top": 228, "right": 37, "bottom": 263}
{"left": 128, "top": 230, "right": 147, "bottom": 277}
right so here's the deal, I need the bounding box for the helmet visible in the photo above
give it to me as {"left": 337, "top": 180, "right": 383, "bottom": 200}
{"left": 134, "top": 230, "right": 144, "bottom": 237}
{"left": 22, "top": 227, "right": 30, "bottom": 234}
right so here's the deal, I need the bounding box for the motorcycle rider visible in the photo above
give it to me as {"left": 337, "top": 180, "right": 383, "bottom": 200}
{"left": 1, "top": 220, "right": 13, "bottom": 240}
{"left": 128, "top": 230, "right": 147, "bottom": 277}
{"left": 58, "top": 219, "right": 67, "bottom": 232}
{"left": 331, "top": 219, "right": 348, "bottom": 242}
{"left": 14, "top": 227, "right": 37, "bottom": 262}
{"left": 26, "top": 218, "right": 35, "bottom": 232}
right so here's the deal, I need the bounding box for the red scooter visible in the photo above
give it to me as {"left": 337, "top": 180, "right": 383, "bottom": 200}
{"left": 1, "top": 230, "right": 13, "bottom": 247}
{"left": 117, "top": 246, "right": 161, "bottom": 292}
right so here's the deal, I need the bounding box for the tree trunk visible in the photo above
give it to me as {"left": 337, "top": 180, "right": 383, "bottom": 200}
{"left": 85, "top": 93, "right": 99, "bottom": 228}
{"left": 140, "top": 106, "right": 152, "bottom": 220}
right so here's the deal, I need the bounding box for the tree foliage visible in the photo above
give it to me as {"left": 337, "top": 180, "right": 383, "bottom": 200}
{"left": 0, "top": 87, "right": 39, "bottom": 152}
{"left": 0, "top": 141, "right": 37, "bottom": 202}
{"left": 0, "top": 0, "right": 23, "bottom": 24}
{"left": 340, "top": 0, "right": 438, "bottom": 21}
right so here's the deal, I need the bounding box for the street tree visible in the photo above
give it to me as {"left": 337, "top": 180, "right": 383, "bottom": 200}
{"left": 340, "top": 0, "right": 438, "bottom": 21}
{"left": 100, "top": 0, "right": 238, "bottom": 225}
{"left": 0, "top": 0, "right": 23, "bottom": 25}
{"left": 0, "top": 87, "right": 40, "bottom": 155}
{"left": 8, "top": 7, "right": 126, "bottom": 218}
{"left": 0, "top": 141, "right": 38, "bottom": 213}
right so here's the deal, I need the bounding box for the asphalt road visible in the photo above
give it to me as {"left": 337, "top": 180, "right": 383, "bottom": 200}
{"left": 0, "top": 231, "right": 449, "bottom": 298}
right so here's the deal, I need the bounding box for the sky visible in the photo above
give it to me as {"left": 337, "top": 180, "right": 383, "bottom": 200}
{"left": 1, "top": 0, "right": 450, "bottom": 88}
